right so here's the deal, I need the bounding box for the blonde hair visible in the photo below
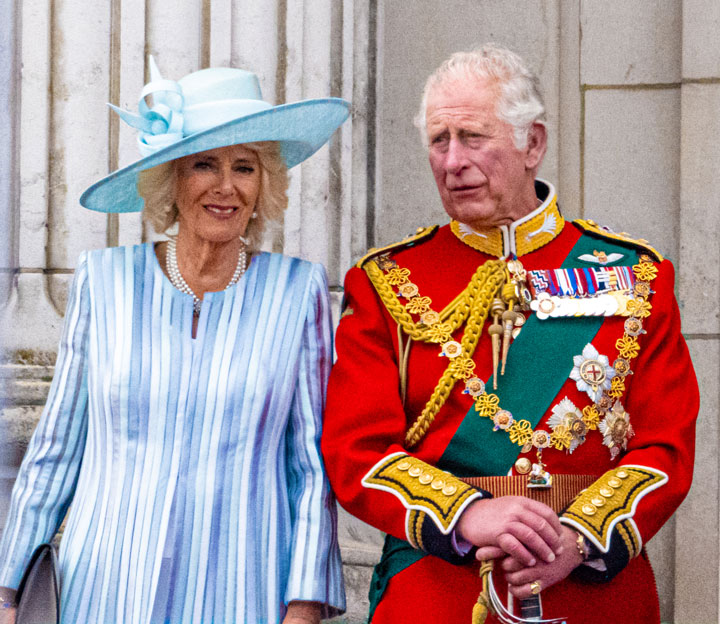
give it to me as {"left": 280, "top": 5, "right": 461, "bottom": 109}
{"left": 138, "top": 141, "right": 289, "bottom": 251}
{"left": 415, "top": 43, "right": 546, "bottom": 149}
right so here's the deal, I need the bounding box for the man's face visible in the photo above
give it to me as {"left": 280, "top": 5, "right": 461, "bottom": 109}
{"left": 425, "top": 75, "right": 544, "bottom": 228}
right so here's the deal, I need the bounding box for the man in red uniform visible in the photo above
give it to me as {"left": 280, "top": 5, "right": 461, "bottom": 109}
{"left": 322, "top": 44, "right": 698, "bottom": 623}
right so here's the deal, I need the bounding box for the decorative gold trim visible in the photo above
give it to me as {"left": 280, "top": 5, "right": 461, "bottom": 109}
{"left": 515, "top": 197, "right": 565, "bottom": 256}
{"left": 471, "top": 255, "right": 660, "bottom": 460}
{"left": 596, "top": 255, "right": 659, "bottom": 457}
{"left": 362, "top": 453, "right": 481, "bottom": 535}
{"left": 450, "top": 220, "right": 505, "bottom": 256}
{"left": 560, "top": 465, "right": 668, "bottom": 553}
{"left": 574, "top": 219, "right": 664, "bottom": 262}
{"left": 616, "top": 519, "right": 641, "bottom": 558}
{"left": 450, "top": 194, "right": 564, "bottom": 258}
{"left": 408, "top": 509, "right": 424, "bottom": 550}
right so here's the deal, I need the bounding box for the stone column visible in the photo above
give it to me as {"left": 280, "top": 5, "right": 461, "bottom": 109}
{"left": 0, "top": 0, "right": 18, "bottom": 304}
{"left": 575, "top": 3, "right": 684, "bottom": 617}
{"left": 674, "top": 1, "right": 720, "bottom": 622}
{"left": 0, "top": 0, "right": 20, "bottom": 535}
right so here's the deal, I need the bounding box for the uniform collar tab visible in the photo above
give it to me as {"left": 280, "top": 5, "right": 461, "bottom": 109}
{"left": 450, "top": 180, "right": 563, "bottom": 258}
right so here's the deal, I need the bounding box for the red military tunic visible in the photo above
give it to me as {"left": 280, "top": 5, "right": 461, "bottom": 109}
{"left": 322, "top": 182, "right": 698, "bottom": 624}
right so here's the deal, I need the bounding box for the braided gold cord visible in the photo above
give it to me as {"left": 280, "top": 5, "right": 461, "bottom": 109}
{"left": 441, "top": 289, "right": 476, "bottom": 330}
{"left": 404, "top": 266, "right": 505, "bottom": 446}
{"left": 397, "top": 324, "right": 408, "bottom": 404}
{"left": 365, "top": 258, "right": 506, "bottom": 447}
{"left": 365, "top": 260, "right": 504, "bottom": 342}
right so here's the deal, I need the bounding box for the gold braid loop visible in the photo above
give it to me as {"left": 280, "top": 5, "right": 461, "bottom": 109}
{"left": 365, "top": 259, "right": 505, "bottom": 341}
{"left": 403, "top": 263, "right": 505, "bottom": 447}
{"left": 442, "top": 287, "right": 475, "bottom": 330}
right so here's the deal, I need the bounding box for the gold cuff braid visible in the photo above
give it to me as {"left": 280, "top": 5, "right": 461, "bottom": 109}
{"left": 561, "top": 465, "right": 667, "bottom": 553}
{"left": 362, "top": 453, "right": 480, "bottom": 537}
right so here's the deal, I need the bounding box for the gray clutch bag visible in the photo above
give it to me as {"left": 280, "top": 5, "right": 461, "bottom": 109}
{"left": 15, "top": 543, "right": 59, "bottom": 624}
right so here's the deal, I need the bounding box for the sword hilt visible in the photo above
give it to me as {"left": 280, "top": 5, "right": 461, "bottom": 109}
{"left": 519, "top": 595, "right": 542, "bottom": 620}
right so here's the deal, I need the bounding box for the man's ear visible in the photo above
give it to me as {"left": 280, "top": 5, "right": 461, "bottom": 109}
{"left": 525, "top": 121, "right": 547, "bottom": 171}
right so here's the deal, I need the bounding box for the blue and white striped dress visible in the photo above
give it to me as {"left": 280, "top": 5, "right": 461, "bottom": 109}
{"left": 0, "top": 244, "right": 346, "bottom": 623}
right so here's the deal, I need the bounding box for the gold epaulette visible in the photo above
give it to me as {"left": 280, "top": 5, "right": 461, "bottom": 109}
{"left": 574, "top": 219, "right": 664, "bottom": 262}
{"left": 355, "top": 225, "right": 439, "bottom": 268}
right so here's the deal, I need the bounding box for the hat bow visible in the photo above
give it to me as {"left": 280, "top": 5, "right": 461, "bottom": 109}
{"left": 109, "top": 56, "right": 185, "bottom": 157}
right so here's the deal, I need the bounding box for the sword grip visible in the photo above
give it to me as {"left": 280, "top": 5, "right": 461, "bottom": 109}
{"left": 519, "top": 595, "right": 542, "bottom": 620}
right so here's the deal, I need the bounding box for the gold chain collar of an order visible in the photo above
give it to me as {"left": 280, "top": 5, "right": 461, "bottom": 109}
{"left": 470, "top": 255, "right": 659, "bottom": 460}
{"left": 364, "top": 256, "right": 507, "bottom": 447}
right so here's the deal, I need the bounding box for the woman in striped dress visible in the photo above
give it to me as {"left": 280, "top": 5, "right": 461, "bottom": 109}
{"left": 0, "top": 59, "right": 349, "bottom": 623}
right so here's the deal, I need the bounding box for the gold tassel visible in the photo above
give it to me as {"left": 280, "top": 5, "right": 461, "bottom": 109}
{"left": 472, "top": 560, "right": 494, "bottom": 624}
{"left": 489, "top": 299, "right": 505, "bottom": 389}
{"left": 500, "top": 307, "right": 517, "bottom": 375}
{"left": 499, "top": 281, "right": 518, "bottom": 376}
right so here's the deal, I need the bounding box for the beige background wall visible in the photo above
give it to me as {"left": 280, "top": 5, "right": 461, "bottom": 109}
{"left": 2, "top": 1, "right": 719, "bottom": 623}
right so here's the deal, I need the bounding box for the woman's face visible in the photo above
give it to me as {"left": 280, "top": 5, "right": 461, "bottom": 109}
{"left": 174, "top": 144, "right": 261, "bottom": 244}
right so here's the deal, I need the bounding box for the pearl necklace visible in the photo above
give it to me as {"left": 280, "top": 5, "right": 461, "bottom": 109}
{"left": 166, "top": 237, "right": 247, "bottom": 315}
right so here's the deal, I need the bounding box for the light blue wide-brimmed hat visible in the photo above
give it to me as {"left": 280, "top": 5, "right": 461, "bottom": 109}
{"left": 80, "top": 57, "right": 350, "bottom": 213}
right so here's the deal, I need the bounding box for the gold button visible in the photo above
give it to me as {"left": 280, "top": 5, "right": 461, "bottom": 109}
{"left": 608, "top": 477, "right": 622, "bottom": 488}
{"left": 408, "top": 466, "right": 422, "bottom": 478}
{"left": 616, "top": 470, "right": 629, "bottom": 479}
{"left": 599, "top": 486, "right": 614, "bottom": 498}
{"left": 396, "top": 461, "right": 411, "bottom": 471}
{"left": 431, "top": 479, "right": 445, "bottom": 490}
{"left": 442, "top": 484, "right": 457, "bottom": 496}
{"left": 514, "top": 458, "right": 532, "bottom": 475}
{"left": 419, "top": 473, "right": 433, "bottom": 485}
{"left": 582, "top": 503, "right": 597, "bottom": 516}
{"left": 591, "top": 497, "right": 605, "bottom": 507}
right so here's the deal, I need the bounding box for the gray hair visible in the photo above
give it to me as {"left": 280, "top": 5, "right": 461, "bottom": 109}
{"left": 414, "top": 43, "right": 546, "bottom": 149}
{"left": 137, "top": 141, "right": 289, "bottom": 252}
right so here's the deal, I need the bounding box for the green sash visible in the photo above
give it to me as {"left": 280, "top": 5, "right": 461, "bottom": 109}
{"left": 367, "top": 232, "right": 640, "bottom": 620}
{"left": 440, "top": 234, "right": 640, "bottom": 475}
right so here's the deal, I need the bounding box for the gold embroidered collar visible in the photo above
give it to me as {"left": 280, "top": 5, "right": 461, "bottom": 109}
{"left": 450, "top": 180, "right": 563, "bottom": 258}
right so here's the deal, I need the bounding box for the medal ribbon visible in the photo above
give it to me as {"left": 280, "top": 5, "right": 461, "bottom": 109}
{"left": 528, "top": 266, "right": 636, "bottom": 299}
